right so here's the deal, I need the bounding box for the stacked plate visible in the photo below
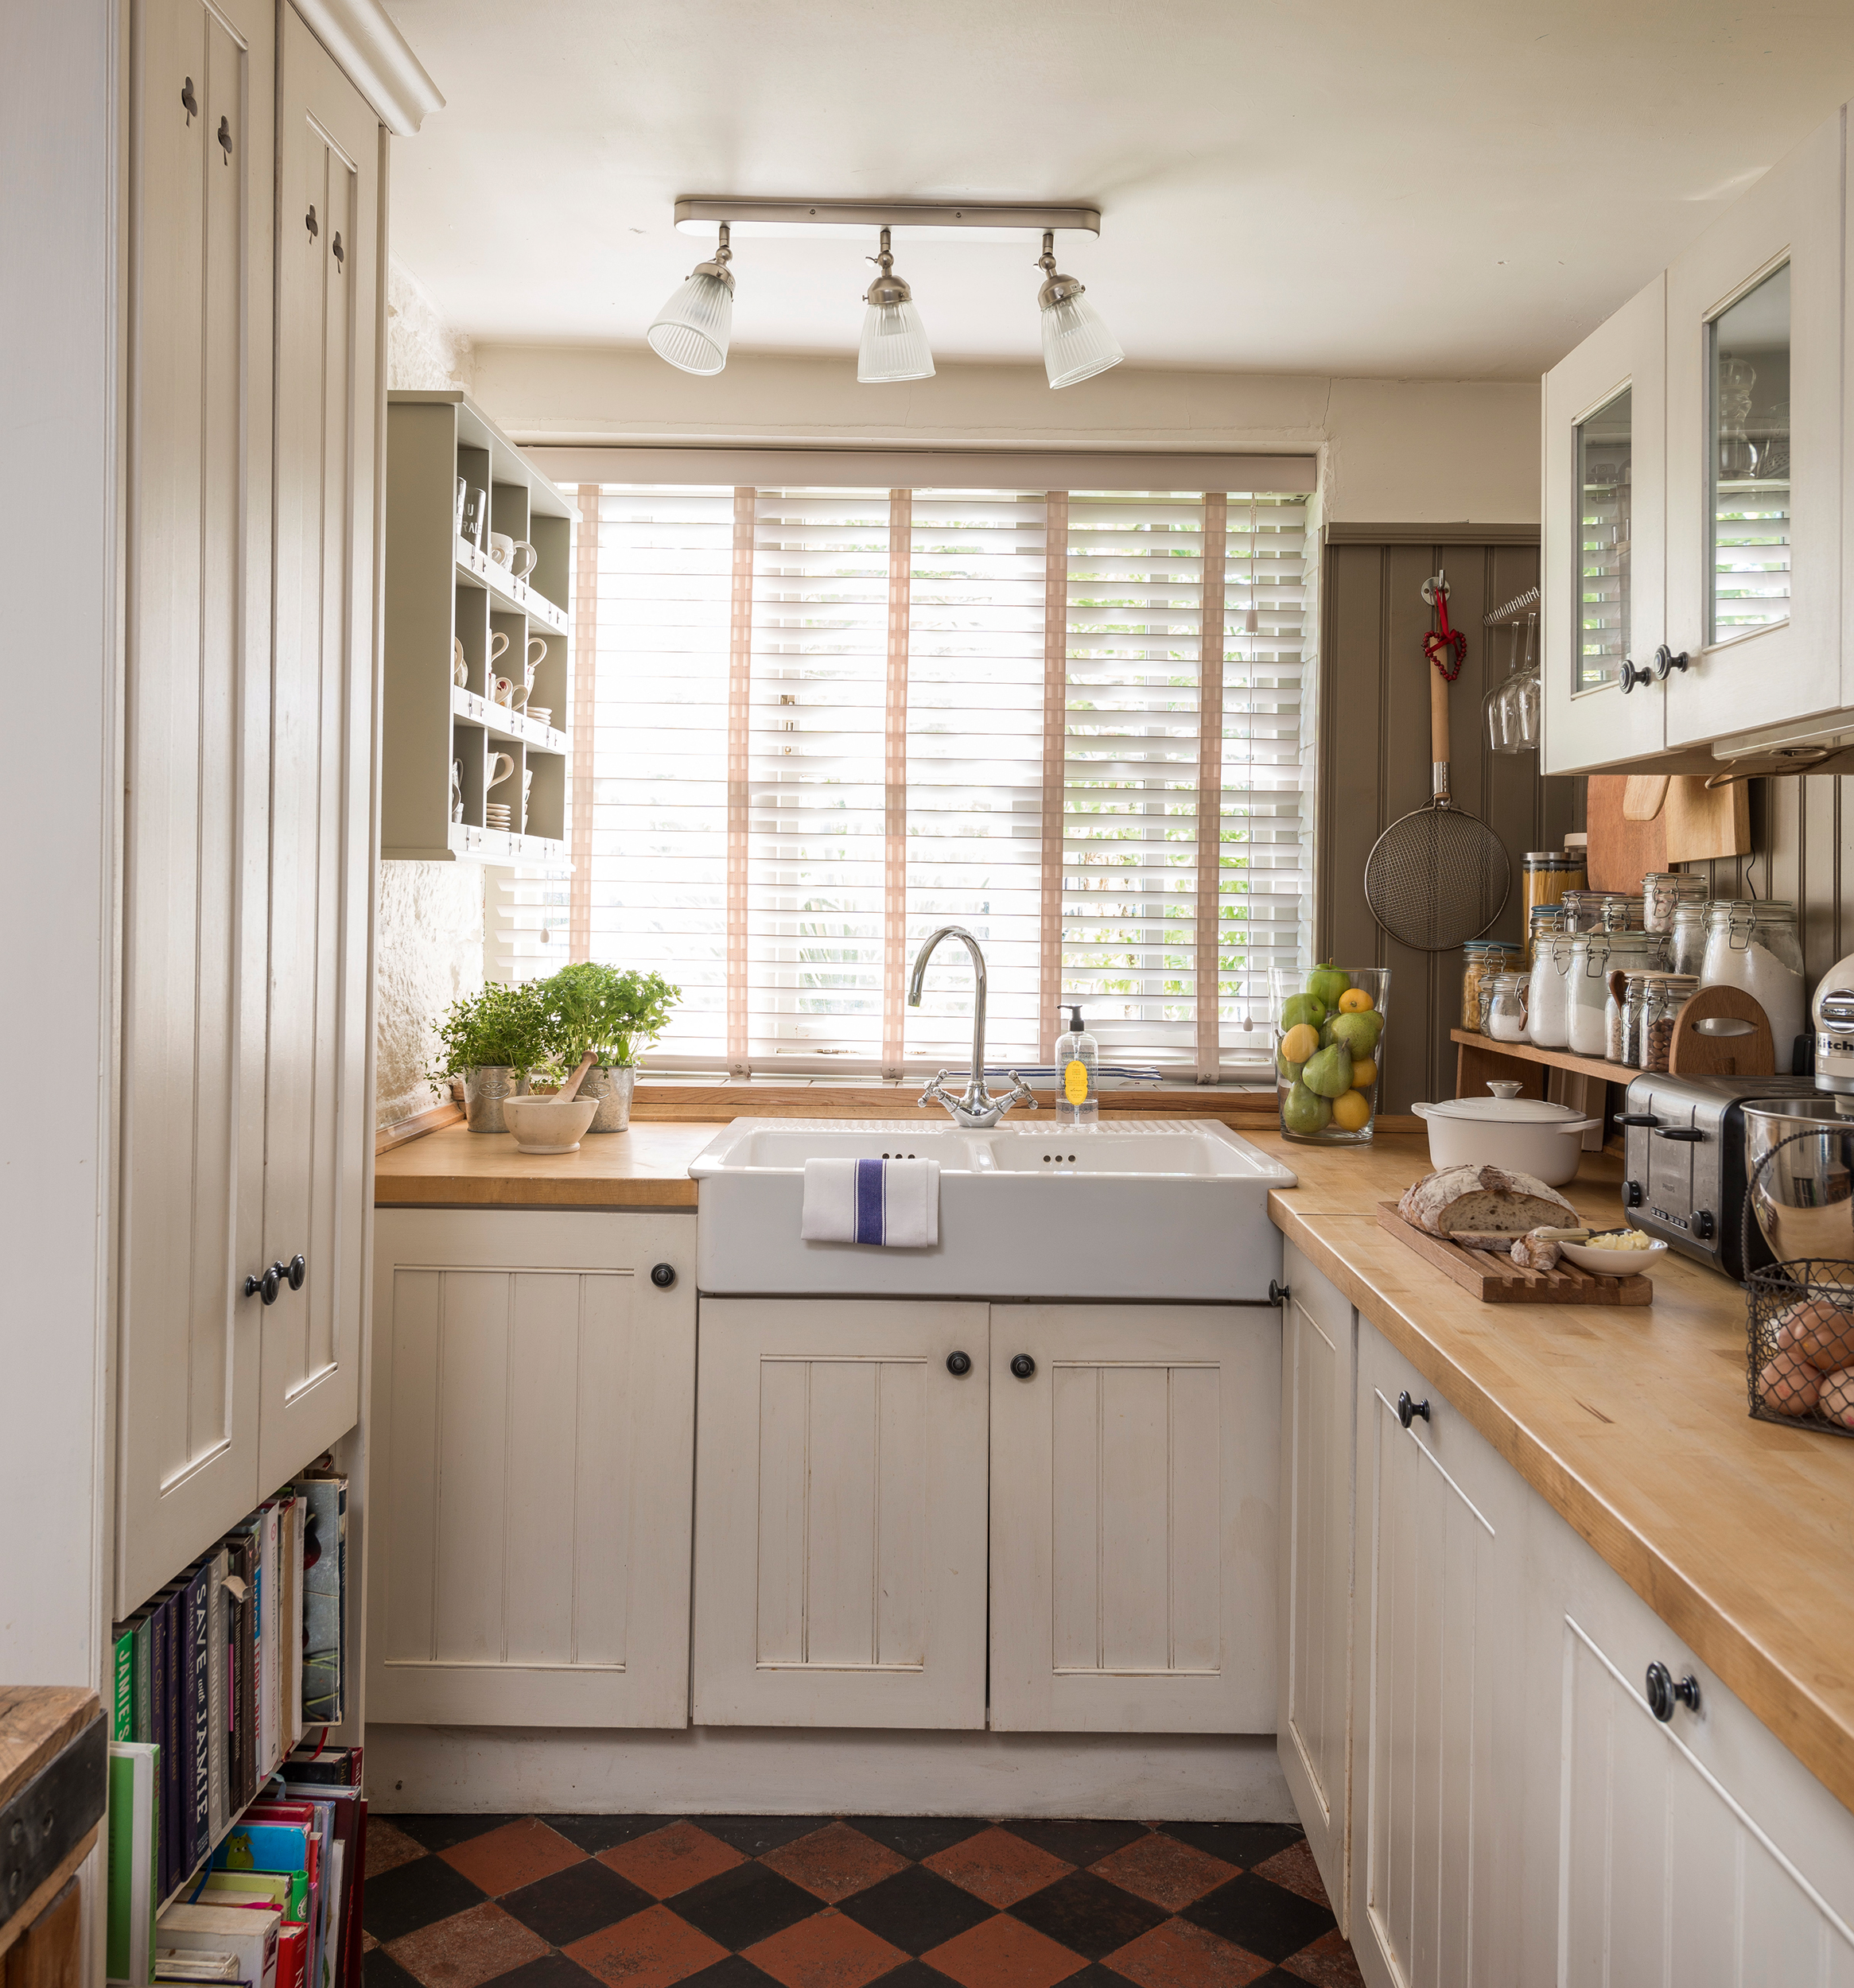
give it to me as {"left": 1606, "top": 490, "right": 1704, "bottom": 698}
{"left": 527, "top": 707, "right": 551, "bottom": 728}
{"left": 485, "top": 802, "right": 512, "bottom": 829}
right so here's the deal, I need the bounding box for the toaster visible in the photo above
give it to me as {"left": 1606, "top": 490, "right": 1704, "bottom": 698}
{"left": 1620, "top": 1071, "right": 1821, "bottom": 1280}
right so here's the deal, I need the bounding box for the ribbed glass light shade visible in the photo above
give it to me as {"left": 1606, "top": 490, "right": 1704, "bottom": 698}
{"left": 647, "top": 272, "right": 733, "bottom": 375}
{"left": 1041, "top": 292, "right": 1123, "bottom": 389}
{"left": 857, "top": 299, "right": 935, "bottom": 384}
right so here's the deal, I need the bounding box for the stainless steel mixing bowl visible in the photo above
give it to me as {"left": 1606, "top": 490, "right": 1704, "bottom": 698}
{"left": 1743, "top": 1097, "right": 1854, "bottom": 1263}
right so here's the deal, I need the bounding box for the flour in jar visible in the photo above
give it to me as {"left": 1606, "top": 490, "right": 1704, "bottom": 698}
{"left": 1737, "top": 942, "right": 1807, "bottom": 1062}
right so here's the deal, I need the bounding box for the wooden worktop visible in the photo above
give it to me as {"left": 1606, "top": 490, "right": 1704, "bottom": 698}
{"left": 375, "top": 1116, "right": 1854, "bottom": 1813}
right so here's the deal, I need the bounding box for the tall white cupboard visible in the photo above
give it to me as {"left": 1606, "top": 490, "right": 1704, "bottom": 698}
{"left": 114, "top": 0, "right": 424, "bottom": 1617}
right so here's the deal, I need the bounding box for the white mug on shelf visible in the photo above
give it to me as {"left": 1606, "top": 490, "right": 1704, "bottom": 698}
{"left": 522, "top": 767, "right": 534, "bottom": 832}
{"left": 488, "top": 530, "right": 515, "bottom": 568}
{"left": 488, "top": 629, "right": 510, "bottom": 667}
{"left": 527, "top": 634, "right": 547, "bottom": 670}
{"left": 491, "top": 675, "right": 515, "bottom": 708}
{"left": 508, "top": 541, "right": 538, "bottom": 580}
{"left": 452, "top": 637, "right": 468, "bottom": 687}
{"left": 488, "top": 751, "right": 516, "bottom": 790}
{"left": 450, "top": 759, "right": 464, "bottom": 824}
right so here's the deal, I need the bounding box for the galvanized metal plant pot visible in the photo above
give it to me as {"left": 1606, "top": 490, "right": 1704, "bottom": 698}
{"left": 582, "top": 1063, "right": 636, "bottom": 1132}
{"left": 463, "top": 1065, "right": 524, "bottom": 1133}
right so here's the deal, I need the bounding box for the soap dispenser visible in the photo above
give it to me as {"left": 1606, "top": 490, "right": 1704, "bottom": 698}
{"left": 1055, "top": 1006, "right": 1098, "bottom": 1128}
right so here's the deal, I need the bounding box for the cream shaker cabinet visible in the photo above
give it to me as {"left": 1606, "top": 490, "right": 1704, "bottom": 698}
{"left": 366, "top": 1210, "right": 698, "bottom": 1728}
{"left": 115, "top": 0, "right": 384, "bottom": 1615}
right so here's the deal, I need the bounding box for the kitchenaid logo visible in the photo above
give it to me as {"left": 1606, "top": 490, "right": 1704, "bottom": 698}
{"left": 1820, "top": 1032, "right": 1854, "bottom": 1055}
{"left": 1650, "top": 1206, "right": 1690, "bottom": 1231}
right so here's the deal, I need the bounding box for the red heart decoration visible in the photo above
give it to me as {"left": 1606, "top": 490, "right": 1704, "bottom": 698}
{"left": 1424, "top": 627, "right": 1466, "bottom": 678}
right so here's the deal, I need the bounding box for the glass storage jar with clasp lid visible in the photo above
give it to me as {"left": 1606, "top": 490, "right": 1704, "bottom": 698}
{"left": 1567, "top": 930, "right": 1665, "bottom": 1058}
{"left": 1670, "top": 899, "right": 1711, "bottom": 977}
{"left": 1641, "top": 973, "right": 1700, "bottom": 1074}
{"left": 1619, "top": 972, "right": 1658, "bottom": 1070}
{"left": 1484, "top": 972, "right": 1529, "bottom": 1043}
{"left": 1526, "top": 930, "right": 1577, "bottom": 1049}
{"left": 1459, "top": 939, "right": 1511, "bottom": 1034}
{"left": 1643, "top": 870, "right": 1707, "bottom": 935}
{"left": 1700, "top": 900, "right": 1808, "bottom": 1074}
{"left": 1561, "top": 889, "right": 1610, "bottom": 934}
{"left": 1600, "top": 893, "right": 1647, "bottom": 932}
{"left": 1526, "top": 901, "right": 1568, "bottom": 969}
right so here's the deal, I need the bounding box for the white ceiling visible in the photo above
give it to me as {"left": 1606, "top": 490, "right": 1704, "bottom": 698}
{"left": 383, "top": 0, "right": 1854, "bottom": 381}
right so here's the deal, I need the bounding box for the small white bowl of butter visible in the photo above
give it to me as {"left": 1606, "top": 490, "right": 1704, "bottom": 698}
{"left": 1557, "top": 1230, "right": 1669, "bottom": 1279}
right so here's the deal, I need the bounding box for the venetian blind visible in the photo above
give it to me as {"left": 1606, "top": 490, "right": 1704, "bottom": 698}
{"left": 581, "top": 474, "right": 1310, "bottom": 1078}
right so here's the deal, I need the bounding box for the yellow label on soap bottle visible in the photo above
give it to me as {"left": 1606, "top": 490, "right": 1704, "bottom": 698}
{"left": 1063, "top": 1059, "right": 1089, "bottom": 1105}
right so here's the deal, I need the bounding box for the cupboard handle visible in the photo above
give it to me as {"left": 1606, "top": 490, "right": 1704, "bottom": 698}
{"left": 332, "top": 231, "right": 344, "bottom": 270}
{"left": 1652, "top": 645, "right": 1689, "bottom": 682}
{"left": 1646, "top": 1660, "right": 1700, "bottom": 1722}
{"left": 181, "top": 77, "right": 198, "bottom": 123}
{"left": 305, "top": 204, "right": 319, "bottom": 241}
{"left": 244, "top": 1262, "right": 286, "bottom": 1307}
{"left": 946, "top": 1351, "right": 972, "bottom": 1376}
{"left": 1397, "top": 1390, "right": 1430, "bottom": 1429}
{"left": 1010, "top": 1353, "right": 1036, "bottom": 1380}
{"left": 1269, "top": 1279, "right": 1292, "bottom": 1306}
{"left": 1617, "top": 658, "right": 1652, "bottom": 694}
{"left": 286, "top": 1253, "right": 307, "bottom": 1292}
{"left": 650, "top": 1263, "right": 677, "bottom": 1288}
{"left": 217, "top": 115, "right": 232, "bottom": 160}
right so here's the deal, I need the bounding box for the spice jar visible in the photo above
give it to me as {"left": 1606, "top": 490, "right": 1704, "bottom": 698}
{"left": 1670, "top": 899, "right": 1710, "bottom": 977}
{"left": 1460, "top": 939, "right": 1512, "bottom": 1034}
{"left": 1568, "top": 930, "right": 1665, "bottom": 1058}
{"left": 1643, "top": 871, "right": 1707, "bottom": 935}
{"left": 1619, "top": 973, "right": 1657, "bottom": 1069}
{"left": 1642, "top": 974, "right": 1700, "bottom": 1073}
{"left": 1485, "top": 972, "right": 1529, "bottom": 1043}
{"left": 1526, "top": 930, "right": 1576, "bottom": 1049}
{"left": 1700, "top": 900, "right": 1807, "bottom": 1074}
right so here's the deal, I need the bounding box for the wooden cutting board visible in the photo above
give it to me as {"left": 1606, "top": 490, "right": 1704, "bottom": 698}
{"left": 1375, "top": 1202, "right": 1654, "bottom": 1304}
{"left": 1584, "top": 774, "right": 1667, "bottom": 891}
{"left": 1663, "top": 775, "right": 1752, "bottom": 864}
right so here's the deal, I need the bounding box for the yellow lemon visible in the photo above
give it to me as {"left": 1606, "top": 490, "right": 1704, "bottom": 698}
{"left": 1331, "top": 1089, "right": 1373, "bottom": 1132}
{"left": 1338, "top": 987, "right": 1375, "bottom": 1014}
{"left": 1281, "top": 1021, "right": 1321, "bottom": 1066}
{"left": 1348, "top": 1056, "right": 1377, "bottom": 1092}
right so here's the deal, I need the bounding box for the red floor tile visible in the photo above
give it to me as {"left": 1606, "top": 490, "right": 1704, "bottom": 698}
{"left": 1105, "top": 1916, "right": 1274, "bottom": 1988}
{"left": 923, "top": 1825, "right": 1073, "bottom": 1908}
{"left": 760, "top": 1823, "right": 909, "bottom": 1905}
{"left": 1089, "top": 1833, "right": 1238, "bottom": 1912}
{"left": 386, "top": 1903, "right": 548, "bottom": 1988}
{"left": 599, "top": 1823, "right": 746, "bottom": 1900}
{"left": 1282, "top": 1927, "right": 1369, "bottom": 1987}
{"left": 441, "top": 1819, "right": 588, "bottom": 1898}
{"left": 920, "top": 1913, "right": 1085, "bottom": 1988}
{"left": 742, "top": 1906, "right": 909, "bottom": 1987}
{"left": 563, "top": 1903, "right": 729, "bottom": 1987}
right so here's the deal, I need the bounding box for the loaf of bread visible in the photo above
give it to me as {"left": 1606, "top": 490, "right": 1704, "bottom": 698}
{"left": 1397, "top": 1164, "right": 1578, "bottom": 1239}
{"left": 1509, "top": 1228, "right": 1564, "bottom": 1272}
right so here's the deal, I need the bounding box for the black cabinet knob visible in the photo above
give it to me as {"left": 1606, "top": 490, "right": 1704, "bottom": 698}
{"left": 1269, "top": 1279, "right": 1292, "bottom": 1306}
{"left": 650, "top": 1263, "right": 677, "bottom": 1288}
{"left": 1646, "top": 1660, "right": 1700, "bottom": 1722}
{"left": 1010, "top": 1353, "right": 1036, "bottom": 1380}
{"left": 1652, "top": 645, "right": 1690, "bottom": 681}
{"left": 1397, "top": 1390, "right": 1430, "bottom": 1430}
{"left": 946, "top": 1351, "right": 972, "bottom": 1376}
{"left": 1618, "top": 658, "right": 1653, "bottom": 693}
{"left": 1624, "top": 1179, "right": 1645, "bottom": 1208}
{"left": 244, "top": 1261, "right": 285, "bottom": 1306}
{"left": 287, "top": 1253, "right": 307, "bottom": 1291}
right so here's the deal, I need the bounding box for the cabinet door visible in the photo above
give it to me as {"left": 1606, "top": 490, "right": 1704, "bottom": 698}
{"left": 989, "top": 1303, "right": 1278, "bottom": 1734}
{"left": 366, "top": 1209, "right": 697, "bottom": 1726}
{"left": 258, "top": 7, "right": 379, "bottom": 1488}
{"left": 693, "top": 1299, "right": 989, "bottom": 1729}
{"left": 1541, "top": 274, "right": 1668, "bottom": 774}
{"left": 1350, "top": 1324, "right": 1530, "bottom": 1988}
{"left": 1665, "top": 109, "right": 1844, "bottom": 747}
{"left": 1277, "top": 1247, "right": 1355, "bottom": 1933}
{"left": 116, "top": 0, "right": 274, "bottom": 1615}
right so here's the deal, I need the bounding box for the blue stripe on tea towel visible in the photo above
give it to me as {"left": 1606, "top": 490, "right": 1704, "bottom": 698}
{"left": 854, "top": 1157, "right": 884, "bottom": 1244}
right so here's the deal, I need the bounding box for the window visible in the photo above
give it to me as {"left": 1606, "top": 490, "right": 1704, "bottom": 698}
{"left": 577, "top": 463, "right": 1313, "bottom": 1079}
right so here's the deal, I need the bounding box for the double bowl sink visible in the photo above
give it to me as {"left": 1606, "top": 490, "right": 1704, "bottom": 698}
{"left": 689, "top": 1117, "right": 1296, "bottom": 1299}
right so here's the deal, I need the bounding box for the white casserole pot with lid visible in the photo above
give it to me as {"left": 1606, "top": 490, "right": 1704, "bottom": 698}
{"left": 1411, "top": 1081, "right": 1603, "bottom": 1186}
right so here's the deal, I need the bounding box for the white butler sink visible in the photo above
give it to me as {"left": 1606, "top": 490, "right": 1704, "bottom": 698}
{"left": 689, "top": 1117, "right": 1296, "bottom": 1299}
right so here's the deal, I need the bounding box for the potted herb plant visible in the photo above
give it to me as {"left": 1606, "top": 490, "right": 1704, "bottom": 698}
{"left": 426, "top": 980, "right": 550, "bottom": 1133}
{"left": 540, "top": 962, "right": 681, "bottom": 1132}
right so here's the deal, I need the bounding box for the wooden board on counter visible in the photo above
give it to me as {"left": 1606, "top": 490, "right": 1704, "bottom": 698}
{"left": 1375, "top": 1199, "right": 1651, "bottom": 1303}
{"left": 375, "top": 1121, "right": 711, "bottom": 1207}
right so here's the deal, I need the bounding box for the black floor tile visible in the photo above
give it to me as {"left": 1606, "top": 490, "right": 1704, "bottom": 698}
{"left": 868, "top": 1964, "right": 963, "bottom": 1986}
{"left": 388, "top": 1814, "right": 522, "bottom": 1855}
{"left": 1006, "top": 1870, "right": 1168, "bottom": 1961}
{"left": 1054, "top": 1969, "right": 1145, "bottom": 1988}
{"left": 499, "top": 1859, "right": 655, "bottom": 1947}
{"left": 674, "top": 1861, "right": 822, "bottom": 1951}
{"left": 678, "top": 1958, "right": 783, "bottom": 1986}
{"left": 362, "top": 1856, "right": 489, "bottom": 1945}
{"left": 362, "top": 1948, "right": 424, "bottom": 1988}
{"left": 1157, "top": 1821, "right": 1305, "bottom": 1870}
{"left": 999, "top": 1819, "right": 1152, "bottom": 1868}
{"left": 478, "top": 1955, "right": 605, "bottom": 1988}
{"left": 836, "top": 1865, "right": 995, "bottom": 1956}
{"left": 1183, "top": 1870, "right": 1338, "bottom": 1963}
{"left": 845, "top": 1816, "right": 989, "bottom": 1862}
{"left": 543, "top": 1814, "right": 679, "bottom": 1856}
{"left": 694, "top": 1815, "right": 835, "bottom": 1856}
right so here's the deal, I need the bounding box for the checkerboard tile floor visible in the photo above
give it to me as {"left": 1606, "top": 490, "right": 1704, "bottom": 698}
{"left": 361, "top": 1812, "right": 1363, "bottom": 1988}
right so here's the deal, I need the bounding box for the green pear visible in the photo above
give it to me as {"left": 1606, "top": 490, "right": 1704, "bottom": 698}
{"left": 1303, "top": 1043, "right": 1355, "bottom": 1099}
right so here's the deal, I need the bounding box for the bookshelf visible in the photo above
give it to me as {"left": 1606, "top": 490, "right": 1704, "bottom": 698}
{"left": 382, "top": 392, "right": 576, "bottom": 864}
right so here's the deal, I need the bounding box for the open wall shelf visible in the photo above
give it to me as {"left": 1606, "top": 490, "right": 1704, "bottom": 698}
{"left": 383, "top": 390, "right": 575, "bottom": 863}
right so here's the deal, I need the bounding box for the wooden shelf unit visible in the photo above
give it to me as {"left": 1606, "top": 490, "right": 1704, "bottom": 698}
{"left": 1450, "top": 1027, "right": 1634, "bottom": 1101}
{"left": 383, "top": 391, "right": 575, "bottom": 863}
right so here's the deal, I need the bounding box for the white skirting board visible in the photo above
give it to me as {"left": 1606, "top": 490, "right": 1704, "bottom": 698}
{"left": 367, "top": 1725, "right": 1295, "bottom": 1823}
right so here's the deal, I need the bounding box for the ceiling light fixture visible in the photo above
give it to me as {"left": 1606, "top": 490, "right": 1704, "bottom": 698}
{"left": 857, "top": 227, "right": 935, "bottom": 385}
{"left": 1035, "top": 231, "right": 1122, "bottom": 390}
{"left": 647, "top": 223, "right": 734, "bottom": 375}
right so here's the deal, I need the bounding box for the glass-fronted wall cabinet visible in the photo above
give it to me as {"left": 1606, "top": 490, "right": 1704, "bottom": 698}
{"left": 1542, "top": 274, "right": 1667, "bottom": 774}
{"left": 1664, "top": 109, "right": 1842, "bottom": 748}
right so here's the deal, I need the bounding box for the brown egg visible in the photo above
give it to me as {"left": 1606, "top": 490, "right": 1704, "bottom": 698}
{"left": 1759, "top": 1350, "right": 1822, "bottom": 1417}
{"left": 1818, "top": 1367, "right": 1854, "bottom": 1430}
{"left": 1771, "top": 1296, "right": 1854, "bottom": 1373}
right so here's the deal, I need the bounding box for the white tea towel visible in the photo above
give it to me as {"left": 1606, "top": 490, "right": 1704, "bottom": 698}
{"left": 800, "top": 1156, "right": 940, "bottom": 1246}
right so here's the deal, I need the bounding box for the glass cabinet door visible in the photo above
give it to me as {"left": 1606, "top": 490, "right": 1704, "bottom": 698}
{"left": 1708, "top": 263, "right": 1791, "bottom": 647}
{"left": 1575, "top": 386, "right": 1632, "bottom": 695}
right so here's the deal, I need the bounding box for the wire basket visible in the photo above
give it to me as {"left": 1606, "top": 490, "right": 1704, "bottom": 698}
{"left": 1743, "top": 1126, "right": 1854, "bottom": 1436}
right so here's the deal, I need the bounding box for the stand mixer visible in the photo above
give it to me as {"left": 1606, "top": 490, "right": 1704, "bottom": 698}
{"left": 1814, "top": 950, "right": 1854, "bottom": 1110}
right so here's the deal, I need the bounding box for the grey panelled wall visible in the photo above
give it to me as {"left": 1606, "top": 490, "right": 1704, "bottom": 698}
{"left": 1697, "top": 777, "right": 1854, "bottom": 989}
{"left": 1318, "top": 540, "right": 1584, "bottom": 1114}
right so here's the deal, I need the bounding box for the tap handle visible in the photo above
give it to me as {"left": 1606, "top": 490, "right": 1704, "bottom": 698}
{"left": 917, "top": 1070, "right": 953, "bottom": 1111}
{"left": 1001, "top": 1071, "right": 1037, "bottom": 1110}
